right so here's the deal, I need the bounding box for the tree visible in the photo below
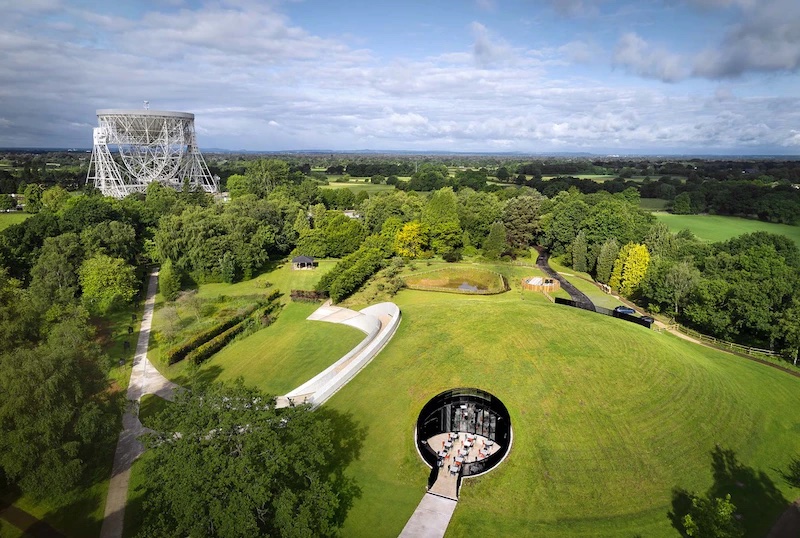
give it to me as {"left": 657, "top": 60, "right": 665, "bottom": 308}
{"left": 79, "top": 255, "right": 138, "bottom": 315}
{"left": 608, "top": 243, "right": 650, "bottom": 296}
{"left": 664, "top": 260, "right": 699, "bottom": 315}
{"left": 595, "top": 238, "right": 619, "bottom": 284}
{"left": 0, "top": 193, "right": 15, "bottom": 211}
{"left": 137, "top": 381, "right": 354, "bottom": 537}
{"left": 159, "top": 258, "right": 182, "bottom": 302}
{"left": 572, "top": 230, "right": 588, "bottom": 272}
{"left": 245, "top": 159, "right": 289, "bottom": 198}
{"left": 41, "top": 186, "right": 70, "bottom": 213}
{"left": 81, "top": 220, "right": 137, "bottom": 263}
{"left": 502, "top": 194, "right": 544, "bottom": 250}
{"left": 370, "top": 174, "right": 385, "bottom": 185}
{"left": 22, "top": 183, "right": 44, "bottom": 213}
{"left": 29, "top": 232, "right": 84, "bottom": 310}
{"left": 783, "top": 456, "right": 800, "bottom": 488}
{"left": 672, "top": 192, "right": 692, "bottom": 214}
{"left": 482, "top": 221, "right": 507, "bottom": 260}
{"left": 495, "top": 166, "right": 511, "bottom": 182}
{"left": 0, "top": 314, "right": 112, "bottom": 498}
{"left": 395, "top": 221, "right": 427, "bottom": 259}
{"left": 225, "top": 174, "right": 250, "bottom": 199}
{"left": 422, "top": 188, "right": 462, "bottom": 255}
{"left": 682, "top": 493, "right": 743, "bottom": 538}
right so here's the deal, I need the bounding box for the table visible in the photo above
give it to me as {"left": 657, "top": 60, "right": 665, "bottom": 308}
{"left": 480, "top": 447, "right": 491, "bottom": 456}
{"left": 464, "top": 440, "right": 473, "bottom": 448}
{"left": 466, "top": 433, "right": 476, "bottom": 441}
{"left": 444, "top": 441, "right": 453, "bottom": 449}
{"left": 485, "top": 440, "right": 494, "bottom": 447}
{"left": 458, "top": 449, "right": 468, "bottom": 457}
{"left": 455, "top": 456, "right": 464, "bottom": 464}
{"left": 449, "top": 465, "right": 459, "bottom": 474}
{"left": 438, "top": 450, "right": 447, "bottom": 458}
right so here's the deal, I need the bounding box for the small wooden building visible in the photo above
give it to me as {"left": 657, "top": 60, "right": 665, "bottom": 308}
{"left": 292, "top": 255, "right": 315, "bottom": 270}
{"left": 521, "top": 276, "right": 560, "bottom": 292}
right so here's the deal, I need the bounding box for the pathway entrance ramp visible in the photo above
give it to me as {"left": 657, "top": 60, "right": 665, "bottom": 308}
{"left": 398, "top": 493, "right": 458, "bottom": 538}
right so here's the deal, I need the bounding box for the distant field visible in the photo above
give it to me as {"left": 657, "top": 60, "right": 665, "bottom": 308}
{"left": 653, "top": 212, "right": 800, "bottom": 246}
{"left": 639, "top": 198, "right": 669, "bottom": 210}
{"left": 322, "top": 181, "right": 395, "bottom": 194}
{"left": 0, "top": 212, "right": 29, "bottom": 231}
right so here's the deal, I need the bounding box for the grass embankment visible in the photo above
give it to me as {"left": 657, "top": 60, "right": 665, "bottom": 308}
{"left": 653, "top": 212, "right": 800, "bottom": 247}
{"left": 321, "top": 289, "right": 800, "bottom": 537}
{"left": 639, "top": 198, "right": 669, "bottom": 211}
{"left": 148, "top": 260, "right": 363, "bottom": 392}
{"left": 0, "top": 212, "right": 29, "bottom": 231}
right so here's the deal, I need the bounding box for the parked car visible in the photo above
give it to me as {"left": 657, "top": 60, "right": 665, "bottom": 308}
{"left": 640, "top": 315, "right": 654, "bottom": 324}
{"left": 613, "top": 305, "right": 636, "bottom": 315}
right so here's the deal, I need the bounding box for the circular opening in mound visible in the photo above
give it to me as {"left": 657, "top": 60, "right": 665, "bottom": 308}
{"left": 416, "top": 387, "right": 512, "bottom": 478}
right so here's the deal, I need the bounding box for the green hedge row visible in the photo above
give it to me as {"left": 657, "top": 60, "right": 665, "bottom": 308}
{"left": 328, "top": 248, "right": 384, "bottom": 303}
{"left": 185, "top": 320, "right": 249, "bottom": 365}
{"left": 186, "top": 292, "right": 283, "bottom": 365}
{"left": 164, "top": 290, "right": 281, "bottom": 365}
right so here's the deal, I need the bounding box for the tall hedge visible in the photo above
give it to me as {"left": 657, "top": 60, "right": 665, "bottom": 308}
{"left": 160, "top": 259, "right": 182, "bottom": 302}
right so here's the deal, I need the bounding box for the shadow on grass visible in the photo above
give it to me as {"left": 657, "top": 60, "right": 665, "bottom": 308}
{"left": 173, "top": 364, "right": 223, "bottom": 389}
{"left": 668, "top": 445, "right": 788, "bottom": 536}
{"left": 315, "top": 407, "right": 368, "bottom": 528}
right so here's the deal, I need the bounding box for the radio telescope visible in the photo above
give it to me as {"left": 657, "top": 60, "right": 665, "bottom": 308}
{"left": 87, "top": 108, "right": 219, "bottom": 198}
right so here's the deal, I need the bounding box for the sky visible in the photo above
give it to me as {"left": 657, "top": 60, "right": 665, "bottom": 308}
{"left": 1, "top": 0, "right": 799, "bottom": 154}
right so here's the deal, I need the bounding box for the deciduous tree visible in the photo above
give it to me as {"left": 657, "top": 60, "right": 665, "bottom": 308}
{"left": 79, "top": 255, "right": 138, "bottom": 315}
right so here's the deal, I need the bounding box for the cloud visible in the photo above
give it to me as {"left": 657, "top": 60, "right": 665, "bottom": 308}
{"left": 691, "top": 0, "right": 800, "bottom": 77}
{"left": 546, "top": 0, "right": 603, "bottom": 17}
{"left": 0, "top": 0, "right": 799, "bottom": 153}
{"left": 475, "top": 0, "right": 496, "bottom": 11}
{"left": 613, "top": 33, "right": 686, "bottom": 82}
{"left": 471, "top": 22, "right": 515, "bottom": 67}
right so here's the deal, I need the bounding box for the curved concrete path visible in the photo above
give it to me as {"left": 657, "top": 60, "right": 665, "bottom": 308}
{"left": 100, "top": 270, "right": 178, "bottom": 538}
{"left": 277, "top": 301, "right": 400, "bottom": 408}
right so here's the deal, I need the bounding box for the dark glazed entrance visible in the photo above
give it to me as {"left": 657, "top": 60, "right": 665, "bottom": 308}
{"left": 416, "top": 387, "right": 511, "bottom": 477}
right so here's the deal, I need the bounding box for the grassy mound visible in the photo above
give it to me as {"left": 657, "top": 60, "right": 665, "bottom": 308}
{"left": 322, "top": 290, "right": 800, "bottom": 537}
{"left": 404, "top": 266, "right": 506, "bottom": 294}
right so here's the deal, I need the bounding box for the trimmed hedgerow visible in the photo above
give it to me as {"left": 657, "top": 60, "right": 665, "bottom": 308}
{"left": 185, "top": 321, "right": 249, "bottom": 365}
{"left": 164, "top": 291, "right": 281, "bottom": 365}
{"left": 328, "top": 248, "right": 384, "bottom": 303}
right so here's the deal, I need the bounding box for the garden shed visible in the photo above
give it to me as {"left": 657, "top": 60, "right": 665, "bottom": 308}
{"left": 292, "top": 255, "right": 315, "bottom": 270}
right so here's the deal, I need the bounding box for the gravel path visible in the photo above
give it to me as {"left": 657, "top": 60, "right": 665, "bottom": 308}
{"left": 100, "top": 270, "right": 176, "bottom": 538}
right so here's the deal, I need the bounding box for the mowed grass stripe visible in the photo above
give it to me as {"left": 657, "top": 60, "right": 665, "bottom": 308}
{"left": 319, "top": 293, "right": 800, "bottom": 537}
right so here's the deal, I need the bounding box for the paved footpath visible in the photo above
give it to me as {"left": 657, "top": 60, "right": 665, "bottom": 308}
{"left": 398, "top": 493, "right": 458, "bottom": 538}
{"left": 100, "top": 270, "right": 178, "bottom": 538}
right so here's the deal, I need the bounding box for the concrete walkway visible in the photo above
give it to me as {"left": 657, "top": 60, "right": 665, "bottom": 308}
{"left": 398, "top": 494, "right": 458, "bottom": 538}
{"left": 278, "top": 301, "right": 400, "bottom": 408}
{"left": 100, "top": 270, "right": 178, "bottom": 538}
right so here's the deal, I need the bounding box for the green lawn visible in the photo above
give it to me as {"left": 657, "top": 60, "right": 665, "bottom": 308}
{"left": 640, "top": 198, "right": 669, "bottom": 211}
{"left": 124, "top": 260, "right": 800, "bottom": 537}
{"left": 547, "top": 257, "right": 621, "bottom": 309}
{"left": 0, "top": 212, "right": 29, "bottom": 231}
{"left": 322, "top": 181, "right": 396, "bottom": 194}
{"left": 204, "top": 301, "right": 364, "bottom": 395}
{"left": 149, "top": 260, "right": 362, "bottom": 390}
{"left": 320, "top": 289, "right": 800, "bottom": 537}
{"left": 653, "top": 212, "right": 800, "bottom": 247}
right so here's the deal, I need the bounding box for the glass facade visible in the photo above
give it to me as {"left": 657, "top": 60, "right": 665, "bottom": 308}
{"left": 416, "top": 387, "right": 511, "bottom": 477}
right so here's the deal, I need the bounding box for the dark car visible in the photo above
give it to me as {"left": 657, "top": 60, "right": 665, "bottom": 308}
{"left": 640, "top": 315, "right": 654, "bottom": 324}
{"left": 613, "top": 305, "right": 636, "bottom": 315}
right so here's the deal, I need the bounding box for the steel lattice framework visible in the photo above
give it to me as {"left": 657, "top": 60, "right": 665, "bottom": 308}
{"left": 87, "top": 109, "right": 219, "bottom": 198}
